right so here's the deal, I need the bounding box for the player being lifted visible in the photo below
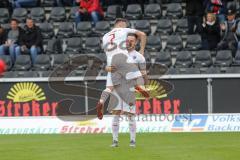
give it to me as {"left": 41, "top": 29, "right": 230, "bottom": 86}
{"left": 96, "top": 18, "right": 148, "bottom": 120}
{"left": 106, "top": 33, "right": 148, "bottom": 147}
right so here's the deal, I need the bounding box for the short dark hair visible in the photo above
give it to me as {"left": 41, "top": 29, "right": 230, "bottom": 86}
{"left": 26, "top": 17, "right": 34, "bottom": 22}
{"left": 128, "top": 33, "right": 138, "bottom": 39}
{"left": 114, "top": 18, "right": 128, "bottom": 25}
{"left": 10, "top": 18, "right": 19, "bottom": 23}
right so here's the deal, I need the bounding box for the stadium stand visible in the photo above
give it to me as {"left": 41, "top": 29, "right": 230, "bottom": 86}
{"left": 57, "top": 22, "right": 75, "bottom": 38}
{"left": 76, "top": 21, "right": 92, "bottom": 37}
{"left": 146, "top": 35, "right": 162, "bottom": 52}
{"left": 0, "top": 8, "right": 9, "bottom": 23}
{"left": 165, "top": 35, "right": 183, "bottom": 51}
{"left": 125, "top": 4, "right": 143, "bottom": 20}
{"left": 0, "top": 0, "right": 240, "bottom": 78}
{"left": 12, "top": 55, "right": 32, "bottom": 71}
{"left": 214, "top": 50, "right": 233, "bottom": 68}
{"left": 49, "top": 7, "right": 66, "bottom": 22}
{"left": 155, "top": 19, "right": 173, "bottom": 35}
{"left": 65, "top": 37, "right": 82, "bottom": 54}
{"left": 175, "top": 18, "right": 188, "bottom": 35}
{"left": 30, "top": 7, "right": 45, "bottom": 22}
{"left": 32, "top": 54, "right": 51, "bottom": 71}
{"left": 174, "top": 51, "right": 193, "bottom": 68}
{"left": 194, "top": 50, "right": 213, "bottom": 68}
{"left": 144, "top": 3, "right": 162, "bottom": 19}
{"left": 93, "top": 21, "right": 111, "bottom": 36}
{"left": 38, "top": 22, "right": 55, "bottom": 40}
{"left": 12, "top": 8, "right": 28, "bottom": 23}
{"left": 233, "top": 50, "right": 240, "bottom": 66}
{"left": 185, "top": 34, "right": 202, "bottom": 51}
{"left": 166, "top": 3, "right": 183, "bottom": 19}
{"left": 134, "top": 20, "right": 151, "bottom": 35}
{"left": 105, "top": 5, "right": 123, "bottom": 21}
{"left": 155, "top": 51, "right": 172, "bottom": 67}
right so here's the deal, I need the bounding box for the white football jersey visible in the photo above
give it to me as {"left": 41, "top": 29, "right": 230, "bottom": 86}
{"left": 128, "top": 50, "right": 146, "bottom": 64}
{"left": 102, "top": 28, "right": 137, "bottom": 66}
{"left": 126, "top": 50, "right": 146, "bottom": 80}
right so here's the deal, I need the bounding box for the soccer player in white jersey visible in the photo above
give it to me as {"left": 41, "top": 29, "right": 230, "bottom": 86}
{"left": 106, "top": 33, "right": 148, "bottom": 147}
{"left": 96, "top": 18, "right": 148, "bottom": 120}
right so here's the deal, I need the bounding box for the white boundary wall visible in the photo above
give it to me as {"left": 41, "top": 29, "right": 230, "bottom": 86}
{"left": 0, "top": 114, "right": 239, "bottom": 134}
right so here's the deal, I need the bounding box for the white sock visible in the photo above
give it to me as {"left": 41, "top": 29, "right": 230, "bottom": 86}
{"left": 129, "top": 115, "right": 136, "bottom": 142}
{"left": 100, "top": 88, "right": 112, "bottom": 104}
{"left": 112, "top": 115, "right": 120, "bottom": 141}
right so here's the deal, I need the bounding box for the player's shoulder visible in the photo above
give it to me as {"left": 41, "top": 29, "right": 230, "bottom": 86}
{"left": 132, "top": 50, "right": 146, "bottom": 61}
{"left": 103, "top": 31, "right": 110, "bottom": 38}
{"left": 132, "top": 50, "right": 143, "bottom": 56}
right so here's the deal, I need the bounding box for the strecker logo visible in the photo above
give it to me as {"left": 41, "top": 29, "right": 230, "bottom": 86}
{"left": 172, "top": 115, "right": 208, "bottom": 132}
{"left": 0, "top": 82, "right": 58, "bottom": 116}
{"left": 7, "top": 82, "right": 46, "bottom": 102}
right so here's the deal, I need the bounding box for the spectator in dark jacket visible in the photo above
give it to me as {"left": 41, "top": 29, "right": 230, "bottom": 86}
{"left": 12, "top": 0, "right": 39, "bottom": 8}
{"left": 15, "top": 18, "right": 42, "bottom": 63}
{"left": 0, "top": 19, "right": 25, "bottom": 61}
{"left": 0, "top": 0, "right": 12, "bottom": 14}
{"left": 0, "top": 26, "right": 6, "bottom": 45}
{"left": 186, "top": 0, "right": 205, "bottom": 34}
{"left": 217, "top": 8, "right": 238, "bottom": 54}
{"left": 204, "top": 0, "right": 227, "bottom": 24}
{"left": 75, "top": 0, "right": 104, "bottom": 25}
{"left": 0, "top": 0, "right": 10, "bottom": 8}
{"left": 200, "top": 12, "right": 221, "bottom": 50}
{"left": 55, "top": 0, "right": 75, "bottom": 6}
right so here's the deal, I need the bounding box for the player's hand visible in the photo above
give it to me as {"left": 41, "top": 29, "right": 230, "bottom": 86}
{"left": 21, "top": 45, "right": 27, "bottom": 51}
{"left": 105, "top": 66, "right": 116, "bottom": 72}
{"left": 220, "top": 23, "right": 226, "bottom": 31}
{"left": 139, "top": 50, "right": 144, "bottom": 55}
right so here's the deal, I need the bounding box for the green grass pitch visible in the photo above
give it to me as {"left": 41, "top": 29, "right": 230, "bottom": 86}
{"left": 0, "top": 133, "right": 239, "bottom": 160}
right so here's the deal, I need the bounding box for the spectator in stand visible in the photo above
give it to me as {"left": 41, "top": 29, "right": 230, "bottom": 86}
{"left": 186, "top": 0, "right": 205, "bottom": 34}
{"left": 0, "top": 0, "right": 12, "bottom": 13}
{"left": 204, "top": 0, "right": 227, "bottom": 24}
{"left": 0, "top": 26, "right": 6, "bottom": 44}
{"left": 0, "top": 19, "right": 24, "bottom": 61}
{"left": 12, "top": 0, "right": 40, "bottom": 8}
{"left": 200, "top": 12, "right": 221, "bottom": 50}
{"left": 104, "top": 0, "right": 146, "bottom": 11}
{"left": 0, "top": 0, "right": 10, "bottom": 8}
{"left": 15, "top": 18, "right": 42, "bottom": 63}
{"left": 0, "top": 26, "right": 7, "bottom": 46}
{"left": 55, "top": 0, "right": 75, "bottom": 6}
{"left": 236, "top": 18, "right": 240, "bottom": 50}
{"left": 75, "top": 0, "right": 104, "bottom": 25}
{"left": 217, "top": 7, "right": 238, "bottom": 54}
{"left": 75, "top": 0, "right": 80, "bottom": 5}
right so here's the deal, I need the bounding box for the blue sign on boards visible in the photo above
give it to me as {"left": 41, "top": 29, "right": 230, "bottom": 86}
{"left": 172, "top": 115, "right": 208, "bottom": 132}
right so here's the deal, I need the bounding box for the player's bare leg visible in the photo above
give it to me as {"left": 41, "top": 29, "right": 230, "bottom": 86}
{"left": 111, "top": 110, "right": 121, "bottom": 147}
{"left": 96, "top": 86, "right": 114, "bottom": 120}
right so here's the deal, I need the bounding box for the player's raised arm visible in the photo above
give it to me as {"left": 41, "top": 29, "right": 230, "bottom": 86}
{"left": 135, "top": 31, "right": 146, "bottom": 55}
